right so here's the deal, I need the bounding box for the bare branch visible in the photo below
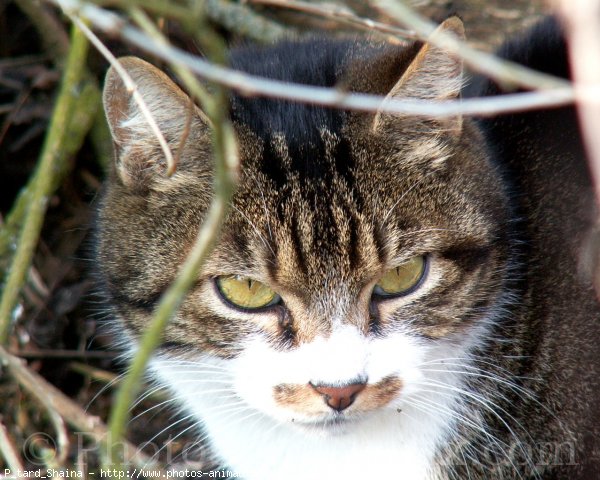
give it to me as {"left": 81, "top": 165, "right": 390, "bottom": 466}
{"left": 0, "top": 345, "right": 163, "bottom": 470}
{"left": 10, "top": 349, "right": 119, "bottom": 359}
{"left": 204, "top": 0, "right": 291, "bottom": 42}
{"left": 0, "top": 419, "right": 25, "bottom": 473}
{"left": 50, "top": 0, "right": 576, "bottom": 118}
{"left": 64, "top": 13, "right": 177, "bottom": 176}
{"left": 374, "top": 0, "right": 568, "bottom": 91}
{"left": 246, "top": 0, "right": 416, "bottom": 41}
{"left": 47, "top": 404, "right": 70, "bottom": 465}
{"left": 0, "top": 24, "right": 90, "bottom": 344}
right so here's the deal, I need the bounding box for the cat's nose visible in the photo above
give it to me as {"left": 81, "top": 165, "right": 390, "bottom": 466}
{"left": 310, "top": 381, "right": 367, "bottom": 412}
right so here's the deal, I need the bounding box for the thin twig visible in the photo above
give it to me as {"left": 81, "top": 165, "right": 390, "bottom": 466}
{"left": 46, "top": 405, "right": 70, "bottom": 465}
{"left": 246, "top": 0, "right": 416, "bottom": 40}
{"left": 49, "top": 0, "right": 577, "bottom": 118}
{"left": 0, "top": 346, "right": 163, "bottom": 471}
{"left": 96, "top": 10, "right": 240, "bottom": 474}
{"left": 373, "top": 0, "right": 568, "bottom": 91}
{"left": 69, "top": 363, "right": 172, "bottom": 406}
{"left": 204, "top": 0, "right": 290, "bottom": 42}
{"left": 69, "top": 362, "right": 120, "bottom": 384}
{"left": 65, "top": 14, "right": 177, "bottom": 177}
{"left": 0, "top": 418, "right": 25, "bottom": 473}
{"left": 10, "top": 349, "right": 119, "bottom": 359}
{"left": 0, "top": 24, "right": 90, "bottom": 344}
{"left": 172, "top": 97, "right": 194, "bottom": 174}
{"left": 70, "top": 361, "right": 165, "bottom": 400}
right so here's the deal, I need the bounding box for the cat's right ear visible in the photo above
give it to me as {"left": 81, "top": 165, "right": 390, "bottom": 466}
{"left": 103, "top": 57, "right": 209, "bottom": 191}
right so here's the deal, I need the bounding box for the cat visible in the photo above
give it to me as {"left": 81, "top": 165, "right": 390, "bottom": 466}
{"left": 96, "top": 15, "right": 600, "bottom": 480}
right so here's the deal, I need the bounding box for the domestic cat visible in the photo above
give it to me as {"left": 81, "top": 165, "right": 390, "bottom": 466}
{"left": 96, "top": 16, "right": 600, "bottom": 480}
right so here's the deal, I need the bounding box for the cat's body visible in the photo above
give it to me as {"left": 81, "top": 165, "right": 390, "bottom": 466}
{"left": 97, "top": 17, "right": 600, "bottom": 480}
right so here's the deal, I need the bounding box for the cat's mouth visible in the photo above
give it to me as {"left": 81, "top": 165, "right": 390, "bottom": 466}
{"left": 288, "top": 413, "right": 360, "bottom": 435}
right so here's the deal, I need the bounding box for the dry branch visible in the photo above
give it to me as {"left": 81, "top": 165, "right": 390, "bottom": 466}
{"left": 93, "top": 9, "right": 241, "bottom": 474}
{"left": 204, "top": 0, "right": 290, "bottom": 41}
{"left": 0, "top": 418, "right": 25, "bottom": 473}
{"left": 247, "top": 0, "right": 416, "bottom": 40}
{"left": 374, "top": 0, "right": 567, "bottom": 91}
{"left": 0, "top": 345, "right": 162, "bottom": 471}
{"left": 50, "top": 0, "right": 576, "bottom": 118}
{"left": 0, "top": 24, "right": 91, "bottom": 344}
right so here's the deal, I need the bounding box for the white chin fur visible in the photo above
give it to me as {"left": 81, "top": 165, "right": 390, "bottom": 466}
{"left": 149, "top": 322, "right": 492, "bottom": 480}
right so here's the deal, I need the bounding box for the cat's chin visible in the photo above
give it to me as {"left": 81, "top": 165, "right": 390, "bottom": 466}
{"left": 284, "top": 412, "right": 364, "bottom": 437}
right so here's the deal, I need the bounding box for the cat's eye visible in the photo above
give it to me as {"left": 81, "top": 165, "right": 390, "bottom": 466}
{"left": 373, "top": 256, "right": 427, "bottom": 298}
{"left": 216, "top": 275, "right": 280, "bottom": 310}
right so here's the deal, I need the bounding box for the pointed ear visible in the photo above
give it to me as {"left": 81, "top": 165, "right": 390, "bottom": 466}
{"left": 372, "top": 16, "right": 465, "bottom": 135}
{"left": 102, "top": 57, "right": 209, "bottom": 191}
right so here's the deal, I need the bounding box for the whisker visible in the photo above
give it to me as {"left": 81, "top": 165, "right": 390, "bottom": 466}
{"left": 405, "top": 395, "right": 523, "bottom": 477}
{"left": 413, "top": 380, "right": 540, "bottom": 479}
{"left": 419, "top": 359, "right": 559, "bottom": 425}
{"left": 84, "top": 371, "right": 128, "bottom": 410}
{"left": 400, "top": 399, "right": 502, "bottom": 476}
{"left": 132, "top": 384, "right": 168, "bottom": 409}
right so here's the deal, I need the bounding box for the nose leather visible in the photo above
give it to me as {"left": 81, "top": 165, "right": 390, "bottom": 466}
{"left": 310, "top": 382, "right": 367, "bottom": 412}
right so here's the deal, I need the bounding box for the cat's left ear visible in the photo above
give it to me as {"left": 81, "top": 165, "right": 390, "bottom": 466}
{"left": 372, "top": 16, "right": 465, "bottom": 135}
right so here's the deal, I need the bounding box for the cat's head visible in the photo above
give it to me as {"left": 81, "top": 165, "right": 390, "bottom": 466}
{"left": 97, "top": 17, "right": 514, "bottom": 441}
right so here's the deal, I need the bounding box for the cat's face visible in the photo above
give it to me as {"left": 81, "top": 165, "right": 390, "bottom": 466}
{"left": 98, "top": 18, "right": 513, "bottom": 470}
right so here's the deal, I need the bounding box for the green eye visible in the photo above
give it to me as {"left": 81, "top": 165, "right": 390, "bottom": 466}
{"left": 216, "top": 275, "right": 280, "bottom": 310}
{"left": 373, "top": 256, "right": 426, "bottom": 297}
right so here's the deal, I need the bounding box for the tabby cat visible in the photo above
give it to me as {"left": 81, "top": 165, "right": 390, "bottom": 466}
{"left": 96, "top": 16, "right": 600, "bottom": 480}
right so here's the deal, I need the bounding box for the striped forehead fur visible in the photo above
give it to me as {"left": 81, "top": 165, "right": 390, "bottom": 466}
{"left": 100, "top": 24, "right": 512, "bottom": 351}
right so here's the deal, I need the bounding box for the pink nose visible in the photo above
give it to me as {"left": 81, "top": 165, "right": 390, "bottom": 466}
{"left": 310, "top": 382, "right": 367, "bottom": 412}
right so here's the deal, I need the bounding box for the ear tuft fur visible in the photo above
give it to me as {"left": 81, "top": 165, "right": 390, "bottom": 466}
{"left": 373, "top": 16, "right": 465, "bottom": 135}
{"left": 102, "top": 57, "right": 209, "bottom": 191}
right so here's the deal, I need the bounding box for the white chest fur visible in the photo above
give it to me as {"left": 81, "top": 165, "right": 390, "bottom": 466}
{"left": 150, "top": 327, "right": 478, "bottom": 480}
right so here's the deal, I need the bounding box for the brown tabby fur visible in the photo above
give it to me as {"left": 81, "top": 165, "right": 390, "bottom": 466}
{"left": 97, "top": 17, "right": 600, "bottom": 479}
